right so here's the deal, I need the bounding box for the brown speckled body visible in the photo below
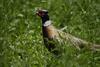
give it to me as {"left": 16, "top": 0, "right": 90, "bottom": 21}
{"left": 42, "top": 25, "right": 58, "bottom": 39}
{"left": 42, "top": 25, "right": 60, "bottom": 55}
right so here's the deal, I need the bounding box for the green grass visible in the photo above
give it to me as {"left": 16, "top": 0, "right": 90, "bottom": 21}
{"left": 0, "top": 0, "right": 100, "bottom": 67}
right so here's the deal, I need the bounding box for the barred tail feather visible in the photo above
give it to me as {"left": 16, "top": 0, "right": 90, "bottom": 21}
{"left": 58, "top": 30, "right": 100, "bottom": 51}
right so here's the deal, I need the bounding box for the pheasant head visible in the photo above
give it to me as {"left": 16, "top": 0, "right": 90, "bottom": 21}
{"left": 36, "top": 9, "right": 49, "bottom": 23}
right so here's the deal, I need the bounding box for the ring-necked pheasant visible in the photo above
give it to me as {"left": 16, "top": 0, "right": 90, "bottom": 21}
{"left": 36, "top": 9, "right": 100, "bottom": 55}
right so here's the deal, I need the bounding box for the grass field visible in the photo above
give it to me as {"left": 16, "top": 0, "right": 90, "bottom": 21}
{"left": 0, "top": 0, "right": 100, "bottom": 67}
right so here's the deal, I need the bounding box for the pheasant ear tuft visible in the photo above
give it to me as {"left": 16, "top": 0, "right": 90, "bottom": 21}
{"left": 42, "top": 10, "right": 48, "bottom": 13}
{"left": 39, "top": 9, "right": 48, "bottom": 14}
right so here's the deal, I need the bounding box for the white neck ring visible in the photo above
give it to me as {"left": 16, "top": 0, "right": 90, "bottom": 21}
{"left": 43, "top": 20, "right": 52, "bottom": 27}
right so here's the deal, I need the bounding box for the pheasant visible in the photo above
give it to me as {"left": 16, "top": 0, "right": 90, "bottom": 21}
{"left": 36, "top": 9, "right": 100, "bottom": 55}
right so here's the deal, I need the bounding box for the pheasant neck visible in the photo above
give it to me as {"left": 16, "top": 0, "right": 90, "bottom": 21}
{"left": 41, "top": 15, "right": 50, "bottom": 26}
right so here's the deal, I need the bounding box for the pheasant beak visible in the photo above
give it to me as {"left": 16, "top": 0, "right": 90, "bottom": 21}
{"left": 36, "top": 11, "right": 39, "bottom": 16}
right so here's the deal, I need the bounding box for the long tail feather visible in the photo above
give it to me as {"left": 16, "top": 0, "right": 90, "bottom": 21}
{"left": 57, "top": 30, "right": 100, "bottom": 51}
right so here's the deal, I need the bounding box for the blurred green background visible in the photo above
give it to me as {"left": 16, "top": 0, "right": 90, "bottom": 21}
{"left": 0, "top": 0, "right": 100, "bottom": 67}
